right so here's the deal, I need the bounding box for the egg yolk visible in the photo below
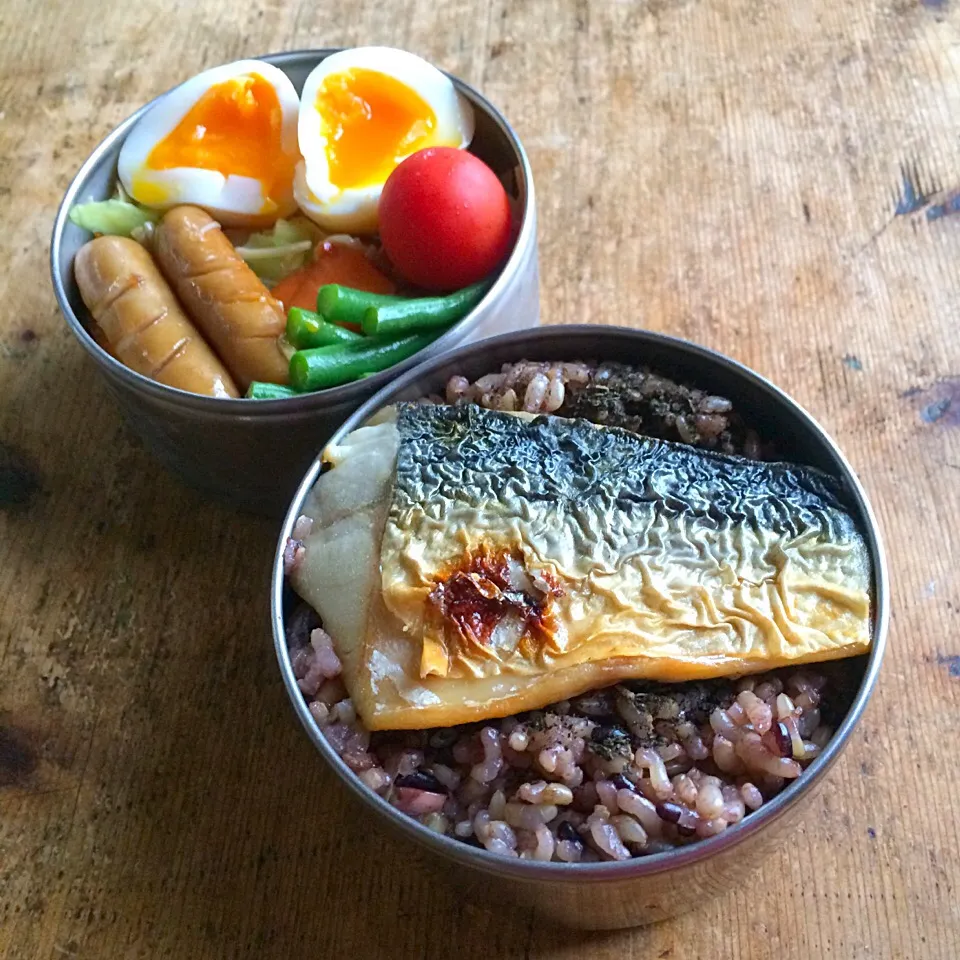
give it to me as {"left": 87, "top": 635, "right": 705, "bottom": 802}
{"left": 146, "top": 74, "right": 294, "bottom": 208}
{"left": 317, "top": 69, "right": 438, "bottom": 190}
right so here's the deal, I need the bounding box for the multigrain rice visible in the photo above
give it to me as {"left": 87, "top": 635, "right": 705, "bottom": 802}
{"left": 284, "top": 359, "right": 853, "bottom": 862}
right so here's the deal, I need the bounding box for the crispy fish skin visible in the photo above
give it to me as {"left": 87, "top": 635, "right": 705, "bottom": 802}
{"left": 292, "top": 403, "right": 872, "bottom": 730}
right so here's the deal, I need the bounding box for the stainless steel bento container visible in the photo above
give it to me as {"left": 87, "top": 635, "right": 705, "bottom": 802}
{"left": 50, "top": 50, "right": 539, "bottom": 517}
{"left": 272, "top": 326, "right": 889, "bottom": 930}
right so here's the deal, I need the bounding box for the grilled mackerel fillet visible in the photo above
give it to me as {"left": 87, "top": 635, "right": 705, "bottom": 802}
{"left": 291, "top": 403, "right": 872, "bottom": 730}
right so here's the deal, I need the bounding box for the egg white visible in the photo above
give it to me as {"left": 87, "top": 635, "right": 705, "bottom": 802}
{"left": 295, "top": 47, "right": 475, "bottom": 234}
{"left": 118, "top": 60, "right": 300, "bottom": 227}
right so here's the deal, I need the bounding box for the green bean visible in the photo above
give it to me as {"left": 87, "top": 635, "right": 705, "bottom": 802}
{"left": 316, "top": 284, "right": 403, "bottom": 327}
{"left": 246, "top": 382, "right": 299, "bottom": 400}
{"left": 289, "top": 333, "right": 438, "bottom": 392}
{"left": 286, "top": 307, "right": 362, "bottom": 350}
{"left": 360, "top": 281, "right": 491, "bottom": 337}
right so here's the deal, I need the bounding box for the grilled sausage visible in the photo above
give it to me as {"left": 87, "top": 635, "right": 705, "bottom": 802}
{"left": 154, "top": 206, "right": 289, "bottom": 389}
{"left": 74, "top": 236, "right": 240, "bottom": 398}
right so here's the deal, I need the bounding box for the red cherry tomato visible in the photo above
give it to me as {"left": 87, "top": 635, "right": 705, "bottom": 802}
{"left": 378, "top": 147, "right": 513, "bottom": 292}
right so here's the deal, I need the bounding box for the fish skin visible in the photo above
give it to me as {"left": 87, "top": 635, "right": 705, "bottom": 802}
{"left": 393, "top": 402, "right": 857, "bottom": 542}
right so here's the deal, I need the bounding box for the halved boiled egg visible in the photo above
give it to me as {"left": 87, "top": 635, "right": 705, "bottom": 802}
{"left": 118, "top": 60, "right": 300, "bottom": 227}
{"left": 295, "top": 47, "right": 475, "bottom": 234}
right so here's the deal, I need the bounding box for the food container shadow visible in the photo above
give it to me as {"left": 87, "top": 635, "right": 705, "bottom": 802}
{"left": 272, "top": 325, "right": 889, "bottom": 930}
{"left": 50, "top": 49, "right": 539, "bottom": 518}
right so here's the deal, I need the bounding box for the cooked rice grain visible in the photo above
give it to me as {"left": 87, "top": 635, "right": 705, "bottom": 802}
{"left": 288, "top": 610, "right": 835, "bottom": 862}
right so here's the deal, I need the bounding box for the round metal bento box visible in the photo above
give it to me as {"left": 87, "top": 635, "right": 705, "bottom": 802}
{"left": 271, "top": 325, "right": 888, "bottom": 930}
{"left": 50, "top": 49, "right": 539, "bottom": 517}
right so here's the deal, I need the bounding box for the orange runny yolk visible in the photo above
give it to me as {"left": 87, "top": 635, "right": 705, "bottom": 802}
{"left": 146, "top": 74, "right": 294, "bottom": 209}
{"left": 317, "top": 69, "right": 437, "bottom": 190}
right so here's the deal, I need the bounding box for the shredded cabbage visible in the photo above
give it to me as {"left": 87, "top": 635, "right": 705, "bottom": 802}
{"left": 69, "top": 199, "right": 158, "bottom": 237}
{"left": 235, "top": 218, "right": 320, "bottom": 283}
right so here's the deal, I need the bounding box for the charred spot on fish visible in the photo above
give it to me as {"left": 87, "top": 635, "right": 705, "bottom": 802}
{"left": 427, "top": 548, "right": 563, "bottom": 650}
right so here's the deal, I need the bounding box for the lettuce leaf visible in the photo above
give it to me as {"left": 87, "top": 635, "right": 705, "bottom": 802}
{"left": 69, "top": 199, "right": 158, "bottom": 237}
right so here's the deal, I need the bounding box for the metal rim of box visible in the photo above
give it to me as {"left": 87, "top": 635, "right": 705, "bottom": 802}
{"left": 270, "top": 324, "right": 889, "bottom": 883}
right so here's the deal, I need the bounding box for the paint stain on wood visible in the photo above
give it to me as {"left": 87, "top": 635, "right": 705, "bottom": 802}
{"left": 902, "top": 377, "right": 960, "bottom": 426}
{"left": 0, "top": 443, "right": 40, "bottom": 507}
{"left": 925, "top": 192, "right": 960, "bottom": 222}
{"left": 894, "top": 163, "right": 934, "bottom": 215}
{"left": 922, "top": 398, "right": 952, "bottom": 423}
{"left": 891, "top": 160, "right": 960, "bottom": 221}
{"left": 937, "top": 654, "right": 960, "bottom": 678}
{"left": 843, "top": 354, "right": 863, "bottom": 371}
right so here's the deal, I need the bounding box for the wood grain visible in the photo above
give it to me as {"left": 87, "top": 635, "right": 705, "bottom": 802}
{"left": 2, "top": 0, "right": 959, "bottom": 956}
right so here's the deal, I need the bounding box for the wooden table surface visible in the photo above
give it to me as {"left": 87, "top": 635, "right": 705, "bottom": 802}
{"left": 2, "top": 0, "right": 959, "bottom": 956}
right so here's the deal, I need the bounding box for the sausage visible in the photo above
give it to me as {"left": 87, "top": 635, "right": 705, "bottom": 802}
{"left": 154, "top": 206, "right": 290, "bottom": 389}
{"left": 74, "top": 236, "right": 240, "bottom": 398}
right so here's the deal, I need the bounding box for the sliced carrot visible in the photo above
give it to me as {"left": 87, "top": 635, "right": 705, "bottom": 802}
{"left": 272, "top": 242, "right": 396, "bottom": 314}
